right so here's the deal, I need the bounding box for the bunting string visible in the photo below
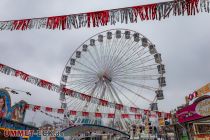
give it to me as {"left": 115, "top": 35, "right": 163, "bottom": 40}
{"left": 0, "top": 63, "right": 171, "bottom": 115}
{"left": 0, "top": 0, "right": 209, "bottom": 31}
{"left": 25, "top": 104, "right": 171, "bottom": 119}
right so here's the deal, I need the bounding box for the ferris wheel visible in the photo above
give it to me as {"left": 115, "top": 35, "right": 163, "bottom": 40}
{"left": 60, "top": 29, "right": 166, "bottom": 129}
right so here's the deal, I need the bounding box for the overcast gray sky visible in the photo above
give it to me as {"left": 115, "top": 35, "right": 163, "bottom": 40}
{"left": 0, "top": 0, "right": 210, "bottom": 126}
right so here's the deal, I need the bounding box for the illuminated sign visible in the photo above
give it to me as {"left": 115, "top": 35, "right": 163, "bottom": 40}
{"left": 186, "top": 83, "right": 210, "bottom": 102}
{"left": 195, "top": 98, "right": 210, "bottom": 117}
{"left": 176, "top": 97, "right": 210, "bottom": 123}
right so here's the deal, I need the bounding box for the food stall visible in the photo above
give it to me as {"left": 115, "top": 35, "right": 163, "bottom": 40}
{"left": 176, "top": 95, "right": 210, "bottom": 139}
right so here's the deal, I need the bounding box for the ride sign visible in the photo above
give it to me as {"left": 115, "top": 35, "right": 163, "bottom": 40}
{"left": 186, "top": 83, "right": 210, "bottom": 102}
{"left": 195, "top": 98, "right": 210, "bottom": 116}
{"left": 176, "top": 96, "right": 210, "bottom": 123}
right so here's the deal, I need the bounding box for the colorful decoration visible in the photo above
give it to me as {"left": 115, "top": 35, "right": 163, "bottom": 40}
{"left": 0, "top": 118, "right": 38, "bottom": 130}
{"left": 24, "top": 103, "right": 172, "bottom": 120}
{"left": 39, "top": 110, "right": 64, "bottom": 122}
{"left": 185, "top": 83, "right": 210, "bottom": 102}
{"left": 176, "top": 96, "right": 210, "bottom": 123}
{"left": 0, "top": 89, "right": 12, "bottom": 119}
{"left": 0, "top": 0, "right": 209, "bottom": 31}
{"left": 0, "top": 89, "right": 27, "bottom": 123}
{"left": 0, "top": 63, "right": 170, "bottom": 116}
{"left": 11, "top": 101, "right": 27, "bottom": 123}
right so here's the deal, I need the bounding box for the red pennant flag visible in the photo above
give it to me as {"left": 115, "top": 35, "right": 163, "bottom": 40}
{"left": 81, "top": 94, "right": 91, "bottom": 102}
{"left": 47, "top": 16, "right": 67, "bottom": 30}
{"left": 70, "top": 110, "right": 77, "bottom": 115}
{"left": 135, "top": 114, "right": 142, "bottom": 119}
{"left": 24, "top": 104, "right": 30, "bottom": 110}
{"left": 121, "top": 114, "right": 129, "bottom": 118}
{"left": 144, "top": 109, "right": 150, "bottom": 115}
{"left": 82, "top": 112, "right": 89, "bottom": 117}
{"left": 157, "top": 112, "right": 162, "bottom": 117}
{"left": 57, "top": 109, "right": 64, "bottom": 114}
{"left": 62, "top": 88, "right": 73, "bottom": 96}
{"left": 0, "top": 64, "right": 4, "bottom": 70}
{"left": 39, "top": 80, "right": 52, "bottom": 89}
{"left": 45, "top": 107, "right": 52, "bottom": 112}
{"left": 34, "top": 105, "right": 41, "bottom": 111}
{"left": 166, "top": 113, "right": 171, "bottom": 119}
{"left": 100, "top": 99, "right": 108, "bottom": 106}
{"left": 115, "top": 104, "right": 123, "bottom": 110}
{"left": 95, "top": 113, "right": 102, "bottom": 118}
{"left": 108, "top": 113, "right": 115, "bottom": 118}
{"left": 15, "top": 70, "right": 29, "bottom": 80}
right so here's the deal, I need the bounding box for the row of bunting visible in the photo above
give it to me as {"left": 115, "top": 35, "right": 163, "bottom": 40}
{"left": 25, "top": 104, "right": 172, "bottom": 119}
{"left": 0, "top": 63, "right": 169, "bottom": 115}
{"left": 0, "top": 0, "right": 209, "bottom": 31}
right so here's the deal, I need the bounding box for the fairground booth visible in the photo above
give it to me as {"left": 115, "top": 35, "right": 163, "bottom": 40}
{"left": 0, "top": 89, "right": 39, "bottom": 139}
{"left": 175, "top": 83, "right": 210, "bottom": 140}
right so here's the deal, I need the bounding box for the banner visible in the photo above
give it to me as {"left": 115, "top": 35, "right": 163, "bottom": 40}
{"left": 176, "top": 96, "right": 210, "bottom": 123}
{"left": 0, "top": 0, "right": 209, "bottom": 31}
{"left": 25, "top": 103, "right": 168, "bottom": 120}
{"left": 0, "top": 63, "right": 170, "bottom": 116}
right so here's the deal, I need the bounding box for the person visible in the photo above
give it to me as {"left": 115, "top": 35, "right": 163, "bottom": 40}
{"left": 0, "top": 95, "right": 7, "bottom": 118}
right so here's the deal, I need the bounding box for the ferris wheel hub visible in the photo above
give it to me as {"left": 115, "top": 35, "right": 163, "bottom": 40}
{"left": 102, "top": 75, "right": 112, "bottom": 82}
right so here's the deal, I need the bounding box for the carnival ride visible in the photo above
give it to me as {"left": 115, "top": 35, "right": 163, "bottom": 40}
{"left": 59, "top": 29, "right": 166, "bottom": 132}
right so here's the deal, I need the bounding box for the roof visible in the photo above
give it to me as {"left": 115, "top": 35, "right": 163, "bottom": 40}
{"left": 61, "top": 124, "right": 130, "bottom": 138}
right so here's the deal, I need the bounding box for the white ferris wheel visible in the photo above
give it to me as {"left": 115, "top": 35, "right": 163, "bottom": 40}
{"left": 59, "top": 29, "right": 166, "bottom": 130}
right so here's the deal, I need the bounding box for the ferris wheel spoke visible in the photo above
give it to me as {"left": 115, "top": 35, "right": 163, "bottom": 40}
{"left": 83, "top": 82, "right": 99, "bottom": 111}
{"left": 108, "top": 34, "right": 128, "bottom": 65}
{"left": 114, "top": 68, "right": 157, "bottom": 78}
{"left": 93, "top": 43, "right": 103, "bottom": 72}
{"left": 110, "top": 83, "right": 137, "bottom": 107}
{"left": 69, "top": 79, "right": 96, "bottom": 89}
{"left": 121, "top": 55, "right": 154, "bottom": 72}
{"left": 75, "top": 60, "right": 98, "bottom": 74}
{"left": 87, "top": 49, "right": 101, "bottom": 72}
{"left": 104, "top": 38, "right": 115, "bottom": 71}
{"left": 104, "top": 35, "right": 116, "bottom": 70}
{"left": 110, "top": 40, "right": 139, "bottom": 70}
{"left": 69, "top": 79, "right": 96, "bottom": 92}
{"left": 110, "top": 40, "right": 137, "bottom": 72}
{"left": 67, "top": 73, "right": 97, "bottom": 78}
{"left": 66, "top": 77, "right": 96, "bottom": 85}
{"left": 111, "top": 83, "right": 138, "bottom": 108}
{"left": 106, "top": 38, "right": 131, "bottom": 72}
{"left": 116, "top": 79, "right": 158, "bottom": 91}
{"left": 108, "top": 35, "right": 128, "bottom": 75}
{"left": 117, "top": 50, "right": 151, "bottom": 71}
{"left": 106, "top": 82, "right": 122, "bottom": 104}
{"left": 67, "top": 80, "right": 96, "bottom": 92}
{"left": 113, "top": 81, "right": 153, "bottom": 103}
{"left": 106, "top": 35, "right": 123, "bottom": 72}
{"left": 95, "top": 84, "right": 107, "bottom": 112}
{"left": 79, "top": 52, "right": 100, "bottom": 70}
{"left": 113, "top": 74, "right": 161, "bottom": 81}
{"left": 71, "top": 67, "right": 96, "bottom": 74}
{"left": 100, "top": 40, "right": 106, "bottom": 71}
{"left": 112, "top": 48, "right": 149, "bottom": 73}
{"left": 113, "top": 55, "right": 154, "bottom": 75}
{"left": 82, "top": 81, "right": 96, "bottom": 92}
{"left": 68, "top": 99, "right": 85, "bottom": 110}
{"left": 114, "top": 63, "right": 158, "bottom": 76}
